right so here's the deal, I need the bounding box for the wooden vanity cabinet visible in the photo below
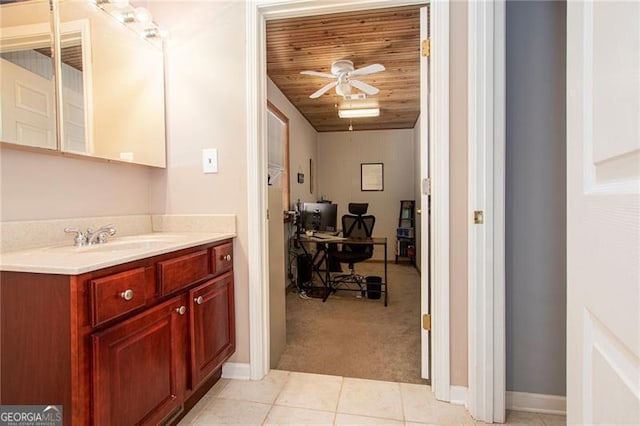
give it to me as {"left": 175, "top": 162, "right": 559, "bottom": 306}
{"left": 189, "top": 273, "right": 235, "bottom": 389}
{"left": 92, "top": 295, "right": 187, "bottom": 426}
{"left": 0, "top": 239, "right": 235, "bottom": 426}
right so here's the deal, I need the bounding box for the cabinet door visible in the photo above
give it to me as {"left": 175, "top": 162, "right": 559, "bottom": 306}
{"left": 92, "top": 296, "right": 187, "bottom": 426}
{"left": 189, "top": 272, "right": 235, "bottom": 388}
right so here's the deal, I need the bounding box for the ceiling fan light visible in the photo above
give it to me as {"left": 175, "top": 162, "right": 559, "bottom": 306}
{"left": 338, "top": 108, "right": 380, "bottom": 118}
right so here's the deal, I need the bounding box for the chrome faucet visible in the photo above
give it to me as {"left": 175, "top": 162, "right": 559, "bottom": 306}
{"left": 87, "top": 225, "right": 117, "bottom": 245}
{"left": 64, "top": 225, "right": 117, "bottom": 246}
{"left": 64, "top": 227, "right": 88, "bottom": 247}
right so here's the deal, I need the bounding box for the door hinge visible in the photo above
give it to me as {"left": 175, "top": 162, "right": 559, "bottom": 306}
{"left": 422, "top": 314, "right": 431, "bottom": 331}
{"left": 267, "top": 209, "right": 270, "bottom": 220}
{"left": 422, "top": 178, "right": 431, "bottom": 196}
{"left": 421, "top": 39, "right": 431, "bottom": 57}
{"left": 473, "top": 210, "right": 484, "bottom": 225}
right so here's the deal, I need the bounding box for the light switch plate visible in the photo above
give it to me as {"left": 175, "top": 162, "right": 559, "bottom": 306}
{"left": 202, "top": 148, "right": 218, "bottom": 174}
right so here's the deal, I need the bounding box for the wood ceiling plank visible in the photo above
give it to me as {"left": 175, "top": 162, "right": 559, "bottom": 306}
{"left": 266, "top": 4, "right": 422, "bottom": 132}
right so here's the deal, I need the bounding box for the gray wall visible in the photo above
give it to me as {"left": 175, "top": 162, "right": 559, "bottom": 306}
{"left": 506, "top": 0, "right": 566, "bottom": 396}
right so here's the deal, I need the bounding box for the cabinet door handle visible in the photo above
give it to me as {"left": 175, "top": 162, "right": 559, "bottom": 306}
{"left": 221, "top": 254, "right": 231, "bottom": 262}
{"left": 120, "top": 289, "right": 134, "bottom": 301}
{"left": 194, "top": 296, "right": 204, "bottom": 305}
{"left": 176, "top": 306, "right": 186, "bottom": 315}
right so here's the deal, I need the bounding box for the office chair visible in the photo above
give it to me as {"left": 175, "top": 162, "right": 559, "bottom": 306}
{"left": 330, "top": 203, "right": 375, "bottom": 291}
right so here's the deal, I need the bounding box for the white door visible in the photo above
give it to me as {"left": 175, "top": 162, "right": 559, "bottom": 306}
{"left": 567, "top": 1, "right": 640, "bottom": 424}
{"left": 0, "top": 58, "right": 56, "bottom": 149}
{"left": 419, "top": 5, "right": 430, "bottom": 381}
{"left": 62, "top": 86, "right": 87, "bottom": 154}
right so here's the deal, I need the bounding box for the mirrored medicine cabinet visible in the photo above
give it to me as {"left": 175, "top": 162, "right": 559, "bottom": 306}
{"left": 0, "top": 0, "right": 166, "bottom": 168}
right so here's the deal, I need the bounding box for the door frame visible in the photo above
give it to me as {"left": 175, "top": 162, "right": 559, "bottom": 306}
{"left": 467, "top": 0, "right": 506, "bottom": 423}
{"left": 428, "top": 0, "right": 451, "bottom": 400}
{"left": 245, "top": 0, "right": 449, "bottom": 390}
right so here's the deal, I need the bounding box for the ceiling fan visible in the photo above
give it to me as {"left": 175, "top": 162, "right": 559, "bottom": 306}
{"left": 300, "top": 59, "right": 385, "bottom": 99}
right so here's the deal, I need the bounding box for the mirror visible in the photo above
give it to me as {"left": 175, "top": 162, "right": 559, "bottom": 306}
{"left": 0, "top": 0, "right": 56, "bottom": 151}
{"left": 59, "top": 1, "right": 166, "bottom": 167}
{"left": 0, "top": 0, "right": 167, "bottom": 168}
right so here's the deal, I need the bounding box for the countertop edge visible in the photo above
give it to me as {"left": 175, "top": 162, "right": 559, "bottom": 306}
{"left": 0, "top": 232, "right": 236, "bottom": 275}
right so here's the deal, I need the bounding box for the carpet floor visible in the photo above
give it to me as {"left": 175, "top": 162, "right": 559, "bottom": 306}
{"left": 275, "top": 262, "right": 429, "bottom": 385}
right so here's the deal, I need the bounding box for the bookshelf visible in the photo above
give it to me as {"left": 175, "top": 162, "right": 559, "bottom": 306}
{"left": 396, "top": 200, "right": 415, "bottom": 264}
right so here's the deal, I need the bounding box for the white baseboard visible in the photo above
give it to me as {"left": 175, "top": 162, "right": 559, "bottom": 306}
{"left": 450, "top": 385, "right": 468, "bottom": 406}
{"left": 506, "top": 391, "right": 566, "bottom": 415}
{"left": 221, "top": 362, "right": 250, "bottom": 380}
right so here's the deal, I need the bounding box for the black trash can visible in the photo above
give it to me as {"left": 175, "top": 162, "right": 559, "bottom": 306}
{"left": 366, "top": 276, "right": 382, "bottom": 300}
{"left": 297, "top": 253, "right": 313, "bottom": 284}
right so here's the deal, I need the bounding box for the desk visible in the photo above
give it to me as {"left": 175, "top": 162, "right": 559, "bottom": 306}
{"left": 297, "top": 235, "right": 388, "bottom": 306}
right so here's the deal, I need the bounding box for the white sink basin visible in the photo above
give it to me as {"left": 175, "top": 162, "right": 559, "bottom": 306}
{"left": 78, "top": 234, "right": 185, "bottom": 253}
{"left": 79, "top": 240, "right": 167, "bottom": 253}
{"left": 40, "top": 234, "right": 187, "bottom": 254}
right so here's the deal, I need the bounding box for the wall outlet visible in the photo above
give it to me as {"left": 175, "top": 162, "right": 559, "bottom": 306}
{"left": 202, "top": 148, "right": 218, "bottom": 173}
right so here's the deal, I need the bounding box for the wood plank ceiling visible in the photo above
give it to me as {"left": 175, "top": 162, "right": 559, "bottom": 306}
{"left": 266, "top": 5, "right": 422, "bottom": 133}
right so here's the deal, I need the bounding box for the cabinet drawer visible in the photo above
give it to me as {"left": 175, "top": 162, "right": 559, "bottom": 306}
{"left": 158, "top": 250, "right": 210, "bottom": 296}
{"left": 212, "top": 243, "right": 233, "bottom": 276}
{"left": 91, "top": 267, "right": 149, "bottom": 327}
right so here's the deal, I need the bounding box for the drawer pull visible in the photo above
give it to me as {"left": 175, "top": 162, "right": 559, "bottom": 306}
{"left": 120, "top": 289, "right": 134, "bottom": 301}
{"left": 176, "top": 306, "right": 186, "bottom": 315}
{"left": 221, "top": 254, "right": 232, "bottom": 262}
{"left": 194, "top": 296, "right": 204, "bottom": 305}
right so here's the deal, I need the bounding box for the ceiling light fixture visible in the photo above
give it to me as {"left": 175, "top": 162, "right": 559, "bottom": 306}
{"left": 338, "top": 108, "right": 380, "bottom": 118}
{"left": 134, "top": 7, "right": 152, "bottom": 24}
{"left": 89, "top": 0, "right": 167, "bottom": 46}
{"left": 117, "top": 11, "right": 135, "bottom": 23}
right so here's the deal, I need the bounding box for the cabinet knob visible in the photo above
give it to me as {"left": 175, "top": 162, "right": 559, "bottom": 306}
{"left": 194, "top": 296, "right": 204, "bottom": 305}
{"left": 222, "top": 254, "right": 232, "bottom": 262}
{"left": 176, "top": 306, "right": 186, "bottom": 315}
{"left": 120, "top": 289, "right": 134, "bottom": 301}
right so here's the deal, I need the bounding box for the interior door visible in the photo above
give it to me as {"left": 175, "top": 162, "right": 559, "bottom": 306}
{"left": 567, "top": 1, "right": 640, "bottom": 424}
{"left": 0, "top": 58, "right": 56, "bottom": 149}
{"left": 419, "top": 5, "right": 431, "bottom": 381}
{"left": 267, "top": 104, "right": 289, "bottom": 369}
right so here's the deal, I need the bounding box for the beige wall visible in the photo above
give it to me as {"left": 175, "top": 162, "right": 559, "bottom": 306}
{"left": 267, "top": 78, "right": 318, "bottom": 207}
{"left": 317, "top": 130, "right": 415, "bottom": 261}
{"left": 449, "top": 0, "right": 469, "bottom": 387}
{"left": 0, "top": 147, "right": 152, "bottom": 221}
{"left": 147, "top": 1, "right": 250, "bottom": 363}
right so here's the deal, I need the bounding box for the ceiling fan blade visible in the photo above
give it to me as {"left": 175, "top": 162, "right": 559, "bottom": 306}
{"left": 350, "top": 79, "right": 379, "bottom": 95}
{"left": 350, "top": 63, "right": 385, "bottom": 77}
{"left": 300, "top": 70, "right": 335, "bottom": 79}
{"left": 310, "top": 81, "right": 337, "bottom": 98}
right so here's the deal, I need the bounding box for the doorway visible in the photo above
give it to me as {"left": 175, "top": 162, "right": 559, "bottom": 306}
{"left": 266, "top": 0, "right": 436, "bottom": 386}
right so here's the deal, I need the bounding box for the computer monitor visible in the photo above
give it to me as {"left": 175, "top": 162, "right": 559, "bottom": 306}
{"left": 300, "top": 203, "right": 338, "bottom": 232}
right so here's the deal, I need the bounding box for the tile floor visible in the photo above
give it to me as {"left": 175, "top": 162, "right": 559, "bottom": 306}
{"left": 178, "top": 370, "right": 566, "bottom": 425}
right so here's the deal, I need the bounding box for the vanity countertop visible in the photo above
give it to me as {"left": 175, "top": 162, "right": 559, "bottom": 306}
{"left": 0, "top": 232, "right": 236, "bottom": 275}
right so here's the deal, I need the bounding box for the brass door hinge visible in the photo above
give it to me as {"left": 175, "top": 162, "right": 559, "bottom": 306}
{"left": 421, "top": 39, "right": 431, "bottom": 57}
{"left": 473, "top": 210, "right": 484, "bottom": 224}
{"left": 422, "top": 314, "right": 431, "bottom": 331}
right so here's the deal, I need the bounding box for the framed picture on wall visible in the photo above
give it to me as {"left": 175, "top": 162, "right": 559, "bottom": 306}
{"left": 361, "top": 163, "right": 384, "bottom": 191}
